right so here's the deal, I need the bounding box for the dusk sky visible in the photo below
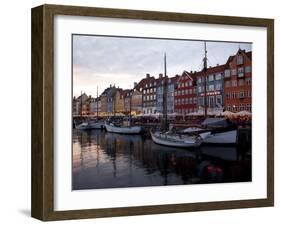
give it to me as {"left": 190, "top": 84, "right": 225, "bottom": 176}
{"left": 73, "top": 35, "right": 252, "bottom": 97}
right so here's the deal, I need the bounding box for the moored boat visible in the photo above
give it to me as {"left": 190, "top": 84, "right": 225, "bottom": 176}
{"left": 75, "top": 120, "right": 104, "bottom": 130}
{"left": 105, "top": 123, "right": 142, "bottom": 134}
{"left": 180, "top": 118, "right": 237, "bottom": 145}
{"left": 202, "top": 130, "right": 237, "bottom": 145}
{"left": 150, "top": 130, "right": 211, "bottom": 148}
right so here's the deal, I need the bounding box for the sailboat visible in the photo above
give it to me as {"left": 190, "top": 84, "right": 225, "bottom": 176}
{"left": 76, "top": 88, "right": 105, "bottom": 130}
{"left": 181, "top": 42, "right": 237, "bottom": 145}
{"left": 105, "top": 90, "right": 142, "bottom": 134}
{"left": 150, "top": 53, "right": 210, "bottom": 148}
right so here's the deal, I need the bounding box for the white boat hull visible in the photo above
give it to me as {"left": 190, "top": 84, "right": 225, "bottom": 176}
{"left": 203, "top": 130, "right": 237, "bottom": 144}
{"left": 105, "top": 124, "right": 141, "bottom": 134}
{"left": 76, "top": 121, "right": 104, "bottom": 130}
{"left": 150, "top": 131, "right": 210, "bottom": 148}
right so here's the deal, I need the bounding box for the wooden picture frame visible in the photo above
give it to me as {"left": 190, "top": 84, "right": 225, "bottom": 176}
{"left": 31, "top": 4, "right": 274, "bottom": 221}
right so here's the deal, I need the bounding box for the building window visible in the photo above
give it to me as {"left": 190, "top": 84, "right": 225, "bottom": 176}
{"left": 216, "top": 95, "right": 222, "bottom": 105}
{"left": 198, "top": 97, "right": 204, "bottom": 106}
{"left": 231, "top": 69, "right": 237, "bottom": 76}
{"left": 193, "top": 97, "right": 197, "bottom": 103}
{"left": 232, "top": 80, "right": 237, "bottom": 87}
{"left": 215, "top": 73, "right": 222, "bottom": 80}
{"left": 225, "top": 81, "right": 230, "bottom": 87}
{"left": 209, "top": 84, "right": 214, "bottom": 91}
{"left": 189, "top": 81, "right": 192, "bottom": 86}
{"left": 226, "top": 92, "right": 230, "bottom": 99}
{"left": 246, "top": 77, "right": 251, "bottom": 85}
{"left": 239, "top": 91, "right": 245, "bottom": 98}
{"left": 209, "top": 74, "right": 214, "bottom": 81}
{"left": 198, "top": 86, "right": 202, "bottom": 93}
{"left": 237, "top": 55, "right": 244, "bottom": 65}
{"left": 215, "top": 83, "right": 221, "bottom": 90}
{"left": 231, "top": 92, "right": 235, "bottom": 99}
{"left": 238, "top": 79, "right": 244, "bottom": 86}
{"left": 224, "top": 69, "right": 231, "bottom": 78}
{"left": 245, "top": 66, "right": 252, "bottom": 73}
{"left": 198, "top": 77, "right": 202, "bottom": 83}
{"left": 238, "top": 67, "right": 244, "bottom": 78}
{"left": 209, "top": 96, "right": 215, "bottom": 107}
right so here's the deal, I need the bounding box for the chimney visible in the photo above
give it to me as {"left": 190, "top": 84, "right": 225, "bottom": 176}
{"left": 134, "top": 82, "right": 137, "bottom": 87}
{"left": 159, "top": 73, "right": 163, "bottom": 78}
{"left": 146, "top": 73, "right": 150, "bottom": 78}
{"left": 216, "top": 64, "right": 219, "bottom": 66}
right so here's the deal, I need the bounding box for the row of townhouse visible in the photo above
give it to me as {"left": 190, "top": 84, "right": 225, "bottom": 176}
{"left": 137, "top": 73, "right": 177, "bottom": 115}
{"left": 73, "top": 84, "right": 143, "bottom": 116}
{"left": 174, "top": 48, "right": 252, "bottom": 114}
{"left": 73, "top": 49, "right": 252, "bottom": 116}
{"left": 73, "top": 93, "right": 102, "bottom": 116}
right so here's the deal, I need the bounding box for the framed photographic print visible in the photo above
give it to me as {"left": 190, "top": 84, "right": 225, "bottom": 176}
{"left": 31, "top": 4, "right": 274, "bottom": 221}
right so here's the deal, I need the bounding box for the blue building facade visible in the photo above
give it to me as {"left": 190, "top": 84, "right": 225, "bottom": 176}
{"left": 156, "top": 75, "right": 178, "bottom": 114}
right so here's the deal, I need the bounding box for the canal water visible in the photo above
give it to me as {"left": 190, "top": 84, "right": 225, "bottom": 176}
{"left": 72, "top": 129, "right": 251, "bottom": 190}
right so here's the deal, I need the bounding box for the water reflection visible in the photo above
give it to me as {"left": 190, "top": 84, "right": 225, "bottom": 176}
{"left": 72, "top": 129, "right": 251, "bottom": 190}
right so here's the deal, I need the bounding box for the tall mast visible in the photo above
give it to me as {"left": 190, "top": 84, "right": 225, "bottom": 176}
{"left": 129, "top": 89, "right": 132, "bottom": 124}
{"left": 80, "top": 90, "right": 83, "bottom": 117}
{"left": 203, "top": 41, "right": 208, "bottom": 118}
{"left": 162, "top": 53, "right": 168, "bottom": 131}
{"left": 96, "top": 86, "right": 99, "bottom": 118}
{"left": 113, "top": 86, "right": 116, "bottom": 117}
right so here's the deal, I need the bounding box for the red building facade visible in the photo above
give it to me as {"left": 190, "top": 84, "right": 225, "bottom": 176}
{"left": 174, "top": 71, "right": 197, "bottom": 115}
{"left": 224, "top": 49, "right": 252, "bottom": 112}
